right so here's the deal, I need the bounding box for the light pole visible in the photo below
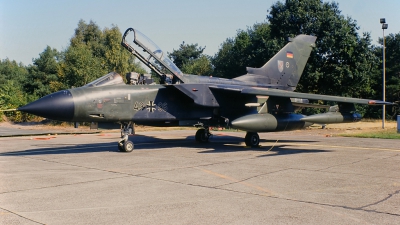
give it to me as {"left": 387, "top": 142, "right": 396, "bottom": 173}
{"left": 380, "top": 18, "right": 388, "bottom": 129}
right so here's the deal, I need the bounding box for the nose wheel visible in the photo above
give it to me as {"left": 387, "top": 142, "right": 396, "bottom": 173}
{"left": 118, "top": 122, "right": 134, "bottom": 152}
{"left": 118, "top": 140, "right": 134, "bottom": 152}
{"left": 245, "top": 132, "right": 260, "bottom": 147}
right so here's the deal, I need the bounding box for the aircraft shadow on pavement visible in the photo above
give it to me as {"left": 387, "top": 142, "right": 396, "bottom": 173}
{"left": 1, "top": 142, "right": 116, "bottom": 156}
{"left": 197, "top": 136, "right": 330, "bottom": 157}
{"left": 191, "top": 134, "right": 330, "bottom": 156}
{"left": 197, "top": 143, "right": 330, "bottom": 157}
{"left": 0, "top": 133, "right": 328, "bottom": 156}
{"left": 133, "top": 133, "right": 323, "bottom": 155}
{"left": 255, "top": 146, "right": 330, "bottom": 157}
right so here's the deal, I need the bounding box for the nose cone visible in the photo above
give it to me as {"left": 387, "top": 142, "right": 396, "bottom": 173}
{"left": 18, "top": 90, "right": 74, "bottom": 121}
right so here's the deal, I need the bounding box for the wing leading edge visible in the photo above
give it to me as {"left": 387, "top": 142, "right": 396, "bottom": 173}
{"left": 209, "top": 85, "right": 395, "bottom": 106}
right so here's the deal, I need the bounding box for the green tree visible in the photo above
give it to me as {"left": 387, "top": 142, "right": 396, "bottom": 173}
{"left": 0, "top": 58, "right": 28, "bottom": 85}
{"left": 104, "top": 26, "right": 127, "bottom": 73}
{"left": 168, "top": 42, "right": 206, "bottom": 69}
{"left": 56, "top": 20, "right": 107, "bottom": 89}
{"left": 212, "top": 23, "right": 277, "bottom": 78}
{"left": 268, "top": 0, "right": 377, "bottom": 99}
{"left": 0, "top": 80, "right": 32, "bottom": 122}
{"left": 55, "top": 20, "right": 146, "bottom": 89}
{"left": 381, "top": 33, "right": 400, "bottom": 104}
{"left": 181, "top": 55, "right": 213, "bottom": 76}
{"left": 0, "top": 59, "right": 30, "bottom": 121}
{"left": 24, "top": 46, "right": 60, "bottom": 97}
{"left": 212, "top": 31, "right": 251, "bottom": 78}
{"left": 370, "top": 33, "right": 400, "bottom": 118}
{"left": 71, "top": 20, "right": 104, "bottom": 56}
{"left": 58, "top": 41, "right": 106, "bottom": 89}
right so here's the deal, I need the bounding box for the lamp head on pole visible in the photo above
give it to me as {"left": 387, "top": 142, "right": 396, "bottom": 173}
{"left": 380, "top": 18, "right": 388, "bottom": 29}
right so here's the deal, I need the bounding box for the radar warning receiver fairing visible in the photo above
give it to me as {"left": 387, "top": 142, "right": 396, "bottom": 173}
{"left": 18, "top": 28, "right": 395, "bottom": 152}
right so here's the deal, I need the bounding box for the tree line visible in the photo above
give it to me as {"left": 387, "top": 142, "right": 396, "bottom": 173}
{"left": 1, "top": 0, "right": 399, "bottom": 122}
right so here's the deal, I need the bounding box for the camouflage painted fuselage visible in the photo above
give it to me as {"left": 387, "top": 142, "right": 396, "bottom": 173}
{"left": 70, "top": 84, "right": 256, "bottom": 127}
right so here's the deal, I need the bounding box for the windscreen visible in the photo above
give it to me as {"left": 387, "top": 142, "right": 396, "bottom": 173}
{"left": 84, "top": 72, "right": 125, "bottom": 87}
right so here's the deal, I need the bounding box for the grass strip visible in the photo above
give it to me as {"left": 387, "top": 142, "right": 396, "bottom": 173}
{"left": 339, "top": 129, "right": 400, "bottom": 139}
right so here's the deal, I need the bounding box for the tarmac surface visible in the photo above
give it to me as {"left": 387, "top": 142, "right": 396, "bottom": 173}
{"left": 1, "top": 129, "right": 399, "bottom": 224}
{"left": 0, "top": 124, "right": 99, "bottom": 137}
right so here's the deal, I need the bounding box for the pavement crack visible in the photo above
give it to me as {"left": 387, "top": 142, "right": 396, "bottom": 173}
{"left": 318, "top": 158, "right": 372, "bottom": 172}
{"left": 0, "top": 175, "right": 130, "bottom": 194}
{"left": 282, "top": 196, "right": 400, "bottom": 218}
{"left": 0, "top": 206, "right": 45, "bottom": 225}
{"left": 135, "top": 173, "right": 400, "bottom": 218}
{"left": 297, "top": 198, "right": 395, "bottom": 217}
{"left": 21, "top": 156, "right": 129, "bottom": 175}
{"left": 359, "top": 189, "right": 400, "bottom": 209}
{"left": 135, "top": 155, "right": 257, "bottom": 176}
{"left": 9, "top": 149, "right": 399, "bottom": 219}
{"left": 213, "top": 168, "right": 292, "bottom": 188}
{"left": 381, "top": 153, "right": 400, "bottom": 160}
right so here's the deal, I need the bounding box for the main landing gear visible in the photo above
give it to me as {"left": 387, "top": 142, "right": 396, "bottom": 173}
{"left": 118, "top": 122, "right": 134, "bottom": 152}
{"left": 195, "top": 127, "right": 212, "bottom": 143}
{"left": 195, "top": 127, "right": 260, "bottom": 147}
{"left": 245, "top": 132, "right": 260, "bottom": 147}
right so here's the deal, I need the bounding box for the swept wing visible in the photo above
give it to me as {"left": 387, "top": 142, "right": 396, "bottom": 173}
{"left": 209, "top": 85, "right": 394, "bottom": 106}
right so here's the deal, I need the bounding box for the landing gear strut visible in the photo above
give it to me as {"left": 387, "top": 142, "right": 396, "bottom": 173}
{"left": 118, "top": 122, "right": 134, "bottom": 152}
{"left": 195, "top": 127, "right": 211, "bottom": 143}
{"left": 245, "top": 132, "right": 260, "bottom": 147}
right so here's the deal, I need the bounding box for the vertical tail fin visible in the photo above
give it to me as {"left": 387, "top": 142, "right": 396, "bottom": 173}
{"left": 234, "top": 35, "right": 316, "bottom": 91}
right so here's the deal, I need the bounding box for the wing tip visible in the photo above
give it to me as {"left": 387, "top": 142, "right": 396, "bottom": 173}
{"left": 368, "top": 100, "right": 397, "bottom": 105}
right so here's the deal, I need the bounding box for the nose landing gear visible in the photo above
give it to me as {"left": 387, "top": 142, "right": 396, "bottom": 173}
{"left": 118, "top": 122, "right": 134, "bottom": 152}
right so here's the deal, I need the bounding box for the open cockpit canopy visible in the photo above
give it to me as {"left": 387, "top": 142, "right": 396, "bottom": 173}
{"left": 121, "top": 28, "right": 187, "bottom": 84}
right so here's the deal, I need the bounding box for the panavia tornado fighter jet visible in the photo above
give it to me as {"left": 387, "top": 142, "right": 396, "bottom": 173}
{"left": 18, "top": 28, "right": 394, "bottom": 152}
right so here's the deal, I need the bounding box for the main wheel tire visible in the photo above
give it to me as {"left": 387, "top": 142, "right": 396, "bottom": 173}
{"left": 245, "top": 132, "right": 260, "bottom": 147}
{"left": 123, "top": 140, "right": 134, "bottom": 152}
{"left": 195, "top": 129, "right": 209, "bottom": 143}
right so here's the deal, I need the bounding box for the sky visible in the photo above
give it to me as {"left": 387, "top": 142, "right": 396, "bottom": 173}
{"left": 1, "top": 0, "right": 399, "bottom": 66}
